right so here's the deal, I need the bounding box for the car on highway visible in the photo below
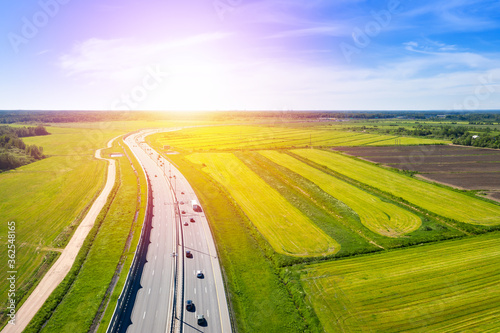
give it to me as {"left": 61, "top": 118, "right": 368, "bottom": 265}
{"left": 181, "top": 191, "right": 184, "bottom": 194}
{"left": 183, "top": 221, "right": 188, "bottom": 226}
{"left": 190, "top": 218, "right": 195, "bottom": 222}
{"left": 197, "top": 314, "right": 205, "bottom": 325}
{"left": 196, "top": 270, "right": 204, "bottom": 278}
{"left": 186, "top": 250, "right": 192, "bottom": 258}
{"left": 180, "top": 201, "right": 184, "bottom": 205}
{"left": 181, "top": 210, "right": 186, "bottom": 214}
{"left": 186, "top": 300, "right": 194, "bottom": 311}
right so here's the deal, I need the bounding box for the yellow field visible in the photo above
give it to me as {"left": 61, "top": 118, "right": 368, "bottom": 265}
{"left": 150, "top": 125, "right": 448, "bottom": 151}
{"left": 186, "top": 152, "right": 339, "bottom": 256}
{"left": 259, "top": 150, "right": 421, "bottom": 237}
{"left": 293, "top": 149, "right": 500, "bottom": 225}
{"left": 301, "top": 233, "right": 500, "bottom": 332}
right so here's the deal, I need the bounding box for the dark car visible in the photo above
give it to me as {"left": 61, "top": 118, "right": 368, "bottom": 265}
{"left": 181, "top": 210, "right": 186, "bottom": 214}
{"left": 186, "top": 250, "right": 192, "bottom": 258}
{"left": 196, "top": 270, "right": 204, "bottom": 278}
{"left": 190, "top": 218, "right": 195, "bottom": 222}
{"left": 186, "top": 300, "right": 194, "bottom": 311}
{"left": 197, "top": 314, "right": 205, "bottom": 325}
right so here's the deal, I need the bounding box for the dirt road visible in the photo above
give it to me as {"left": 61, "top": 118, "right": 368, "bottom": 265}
{"left": 2, "top": 136, "right": 120, "bottom": 333}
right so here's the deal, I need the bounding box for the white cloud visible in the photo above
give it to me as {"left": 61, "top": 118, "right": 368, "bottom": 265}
{"left": 59, "top": 32, "right": 232, "bottom": 80}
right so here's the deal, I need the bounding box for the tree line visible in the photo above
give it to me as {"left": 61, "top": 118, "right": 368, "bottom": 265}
{"left": 0, "top": 125, "right": 49, "bottom": 171}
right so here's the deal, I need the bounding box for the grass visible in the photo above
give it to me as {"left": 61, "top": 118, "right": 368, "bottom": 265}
{"left": 148, "top": 125, "right": 448, "bottom": 152}
{"left": 167, "top": 153, "right": 323, "bottom": 332}
{"left": 259, "top": 150, "right": 422, "bottom": 237}
{"left": 0, "top": 125, "right": 124, "bottom": 326}
{"left": 96, "top": 139, "right": 147, "bottom": 333}
{"left": 186, "top": 152, "right": 339, "bottom": 257}
{"left": 33, "top": 138, "right": 142, "bottom": 332}
{"left": 293, "top": 149, "right": 500, "bottom": 226}
{"left": 300, "top": 232, "right": 500, "bottom": 333}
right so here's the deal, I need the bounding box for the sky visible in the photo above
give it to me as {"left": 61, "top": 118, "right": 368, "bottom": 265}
{"left": 1, "top": 0, "right": 500, "bottom": 111}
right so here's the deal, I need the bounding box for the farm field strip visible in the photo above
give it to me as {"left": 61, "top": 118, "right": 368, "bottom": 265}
{"left": 364, "top": 154, "right": 500, "bottom": 164}
{"left": 334, "top": 145, "right": 500, "bottom": 157}
{"left": 293, "top": 149, "right": 500, "bottom": 225}
{"left": 417, "top": 173, "right": 500, "bottom": 190}
{"left": 368, "top": 136, "right": 451, "bottom": 145}
{"left": 385, "top": 162, "right": 500, "bottom": 173}
{"left": 155, "top": 125, "right": 450, "bottom": 151}
{"left": 301, "top": 233, "right": 500, "bottom": 333}
{"left": 259, "top": 151, "right": 421, "bottom": 237}
{"left": 186, "top": 152, "right": 339, "bottom": 256}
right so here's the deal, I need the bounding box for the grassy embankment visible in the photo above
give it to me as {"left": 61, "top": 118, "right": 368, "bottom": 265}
{"left": 301, "top": 232, "right": 500, "bottom": 332}
{"left": 0, "top": 125, "right": 124, "bottom": 327}
{"left": 293, "top": 149, "right": 500, "bottom": 226}
{"left": 25, "top": 137, "right": 145, "bottom": 332}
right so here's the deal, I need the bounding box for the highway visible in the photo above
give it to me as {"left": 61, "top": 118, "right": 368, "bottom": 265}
{"left": 123, "top": 129, "right": 231, "bottom": 333}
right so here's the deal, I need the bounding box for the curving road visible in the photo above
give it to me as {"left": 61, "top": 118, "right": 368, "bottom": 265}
{"left": 124, "top": 129, "right": 231, "bottom": 333}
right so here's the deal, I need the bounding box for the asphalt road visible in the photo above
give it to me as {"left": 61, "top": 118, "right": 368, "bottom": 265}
{"left": 124, "top": 129, "right": 231, "bottom": 333}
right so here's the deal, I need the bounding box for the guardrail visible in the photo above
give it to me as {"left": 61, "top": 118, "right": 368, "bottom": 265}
{"left": 106, "top": 160, "right": 153, "bottom": 333}
{"left": 107, "top": 131, "right": 187, "bottom": 333}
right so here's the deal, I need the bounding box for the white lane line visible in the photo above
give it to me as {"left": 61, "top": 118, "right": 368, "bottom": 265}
{"left": 152, "top": 270, "right": 155, "bottom": 276}
{"left": 155, "top": 255, "right": 157, "bottom": 261}
{"left": 160, "top": 287, "right": 162, "bottom": 294}
{"left": 148, "top": 288, "right": 151, "bottom": 294}
{"left": 194, "top": 288, "right": 196, "bottom": 294}
{"left": 156, "top": 310, "right": 158, "bottom": 318}
{"left": 143, "top": 311, "right": 146, "bottom": 319}
{"left": 207, "top": 310, "right": 210, "bottom": 318}
{"left": 205, "top": 287, "right": 208, "bottom": 293}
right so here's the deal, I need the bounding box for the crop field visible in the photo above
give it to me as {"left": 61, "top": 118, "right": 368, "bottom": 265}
{"left": 301, "top": 232, "right": 500, "bottom": 333}
{"left": 0, "top": 125, "right": 124, "bottom": 326}
{"left": 293, "top": 149, "right": 500, "bottom": 226}
{"left": 259, "top": 151, "right": 421, "bottom": 237}
{"left": 34, "top": 138, "right": 142, "bottom": 333}
{"left": 148, "top": 125, "right": 448, "bottom": 152}
{"left": 335, "top": 145, "right": 500, "bottom": 196}
{"left": 186, "top": 152, "right": 339, "bottom": 256}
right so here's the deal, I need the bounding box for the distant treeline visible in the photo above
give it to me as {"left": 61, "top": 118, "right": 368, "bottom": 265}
{"left": 383, "top": 125, "right": 469, "bottom": 139}
{"left": 452, "top": 134, "right": 500, "bottom": 149}
{"left": 0, "top": 125, "right": 49, "bottom": 171}
{"left": 1, "top": 110, "right": 499, "bottom": 124}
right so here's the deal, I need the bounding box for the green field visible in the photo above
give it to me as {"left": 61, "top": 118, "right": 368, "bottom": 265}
{"left": 149, "top": 125, "right": 448, "bottom": 152}
{"left": 0, "top": 125, "right": 125, "bottom": 325}
{"left": 301, "top": 232, "right": 500, "bottom": 332}
{"left": 187, "top": 152, "right": 339, "bottom": 256}
{"left": 293, "top": 149, "right": 500, "bottom": 225}
{"left": 259, "top": 150, "right": 421, "bottom": 237}
{"left": 31, "top": 138, "right": 143, "bottom": 332}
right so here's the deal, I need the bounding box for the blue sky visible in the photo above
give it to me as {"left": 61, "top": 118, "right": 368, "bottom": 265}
{"left": 1, "top": 0, "right": 500, "bottom": 111}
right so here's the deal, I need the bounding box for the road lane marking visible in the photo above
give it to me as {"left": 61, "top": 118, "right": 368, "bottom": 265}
{"left": 148, "top": 288, "right": 151, "bottom": 294}
{"left": 194, "top": 288, "right": 196, "bottom": 294}
{"left": 205, "top": 287, "right": 207, "bottom": 293}
{"left": 143, "top": 311, "right": 146, "bottom": 319}
{"left": 152, "top": 270, "right": 155, "bottom": 276}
